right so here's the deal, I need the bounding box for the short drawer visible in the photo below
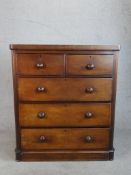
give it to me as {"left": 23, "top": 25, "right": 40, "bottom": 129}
{"left": 67, "top": 55, "right": 113, "bottom": 76}
{"left": 16, "top": 53, "right": 64, "bottom": 75}
{"left": 18, "top": 78, "right": 112, "bottom": 101}
{"left": 21, "top": 128, "right": 110, "bottom": 150}
{"left": 19, "top": 103, "right": 111, "bottom": 127}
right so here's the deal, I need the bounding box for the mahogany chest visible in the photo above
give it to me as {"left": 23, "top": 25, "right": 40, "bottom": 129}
{"left": 10, "top": 44, "right": 120, "bottom": 161}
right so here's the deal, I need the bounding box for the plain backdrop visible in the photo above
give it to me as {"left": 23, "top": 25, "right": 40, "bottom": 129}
{"left": 0, "top": 0, "right": 131, "bottom": 175}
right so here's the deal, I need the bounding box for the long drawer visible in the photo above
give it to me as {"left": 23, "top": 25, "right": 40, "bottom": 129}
{"left": 18, "top": 78, "right": 112, "bottom": 101}
{"left": 21, "top": 128, "right": 110, "bottom": 150}
{"left": 19, "top": 103, "right": 111, "bottom": 127}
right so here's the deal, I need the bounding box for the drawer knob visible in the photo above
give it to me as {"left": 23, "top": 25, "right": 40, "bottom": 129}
{"left": 39, "top": 136, "right": 46, "bottom": 142}
{"left": 37, "top": 87, "right": 45, "bottom": 92}
{"left": 36, "top": 63, "right": 45, "bottom": 68}
{"left": 85, "top": 112, "right": 93, "bottom": 118}
{"left": 85, "top": 87, "right": 94, "bottom": 93}
{"left": 85, "top": 136, "right": 93, "bottom": 143}
{"left": 38, "top": 112, "right": 46, "bottom": 119}
{"left": 86, "top": 63, "right": 95, "bottom": 70}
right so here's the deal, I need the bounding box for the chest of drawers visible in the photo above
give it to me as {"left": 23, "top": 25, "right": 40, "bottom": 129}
{"left": 10, "top": 44, "right": 120, "bottom": 161}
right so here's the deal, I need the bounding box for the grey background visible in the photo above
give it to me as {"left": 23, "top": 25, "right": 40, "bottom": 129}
{"left": 0, "top": 0, "right": 131, "bottom": 174}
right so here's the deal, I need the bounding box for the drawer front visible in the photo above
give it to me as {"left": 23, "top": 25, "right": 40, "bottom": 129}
{"left": 21, "top": 128, "right": 110, "bottom": 150}
{"left": 19, "top": 103, "right": 111, "bottom": 127}
{"left": 16, "top": 54, "right": 64, "bottom": 75}
{"left": 18, "top": 78, "right": 112, "bottom": 101}
{"left": 67, "top": 55, "right": 113, "bottom": 76}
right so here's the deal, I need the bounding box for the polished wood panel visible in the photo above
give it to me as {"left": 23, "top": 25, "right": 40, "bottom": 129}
{"left": 19, "top": 103, "right": 111, "bottom": 127}
{"left": 16, "top": 54, "right": 64, "bottom": 75}
{"left": 18, "top": 78, "right": 112, "bottom": 101}
{"left": 10, "top": 44, "right": 120, "bottom": 51}
{"left": 67, "top": 55, "right": 113, "bottom": 76}
{"left": 21, "top": 128, "right": 110, "bottom": 150}
{"left": 21, "top": 151, "right": 111, "bottom": 161}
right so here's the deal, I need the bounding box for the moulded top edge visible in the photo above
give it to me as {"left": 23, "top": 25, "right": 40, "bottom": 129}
{"left": 10, "top": 44, "right": 120, "bottom": 51}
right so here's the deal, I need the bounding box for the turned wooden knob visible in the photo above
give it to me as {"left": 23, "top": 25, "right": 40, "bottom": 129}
{"left": 85, "top": 112, "right": 93, "bottom": 118}
{"left": 85, "top": 87, "right": 94, "bottom": 93}
{"left": 38, "top": 112, "right": 46, "bottom": 119}
{"left": 39, "top": 136, "right": 46, "bottom": 142}
{"left": 36, "top": 63, "right": 45, "bottom": 68}
{"left": 37, "top": 87, "right": 45, "bottom": 92}
{"left": 85, "top": 136, "right": 93, "bottom": 143}
{"left": 85, "top": 63, "right": 95, "bottom": 70}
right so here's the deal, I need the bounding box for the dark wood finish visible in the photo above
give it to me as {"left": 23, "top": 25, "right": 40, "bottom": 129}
{"left": 10, "top": 44, "right": 120, "bottom": 51}
{"left": 110, "top": 51, "right": 119, "bottom": 149}
{"left": 16, "top": 54, "right": 64, "bottom": 75}
{"left": 10, "top": 44, "right": 119, "bottom": 161}
{"left": 21, "top": 128, "right": 110, "bottom": 150}
{"left": 19, "top": 103, "right": 111, "bottom": 127}
{"left": 19, "top": 150, "right": 113, "bottom": 161}
{"left": 18, "top": 78, "right": 112, "bottom": 101}
{"left": 67, "top": 55, "right": 113, "bottom": 76}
